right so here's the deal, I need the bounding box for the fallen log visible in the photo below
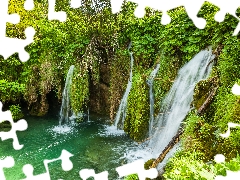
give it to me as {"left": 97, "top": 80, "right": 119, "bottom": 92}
{"left": 150, "top": 128, "right": 184, "bottom": 169}
{"left": 197, "top": 85, "right": 219, "bottom": 115}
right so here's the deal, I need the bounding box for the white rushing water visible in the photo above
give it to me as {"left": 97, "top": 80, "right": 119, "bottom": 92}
{"left": 51, "top": 124, "right": 75, "bottom": 134}
{"left": 99, "top": 125, "right": 125, "bottom": 137}
{"left": 148, "top": 48, "right": 215, "bottom": 156}
{"left": 147, "top": 63, "right": 160, "bottom": 137}
{"left": 59, "top": 65, "right": 75, "bottom": 125}
{"left": 120, "top": 48, "right": 215, "bottom": 171}
{"left": 114, "top": 51, "right": 134, "bottom": 129}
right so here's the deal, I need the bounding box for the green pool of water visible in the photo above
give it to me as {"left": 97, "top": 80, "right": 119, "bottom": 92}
{"left": 0, "top": 115, "right": 138, "bottom": 179}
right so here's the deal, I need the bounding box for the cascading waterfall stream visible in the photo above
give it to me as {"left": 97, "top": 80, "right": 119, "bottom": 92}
{"left": 114, "top": 45, "right": 134, "bottom": 129}
{"left": 147, "top": 63, "right": 160, "bottom": 137}
{"left": 148, "top": 48, "right": 215, "bottom": 156}
{"left": 59, "top": 65, "right": 75, "bottom": 125}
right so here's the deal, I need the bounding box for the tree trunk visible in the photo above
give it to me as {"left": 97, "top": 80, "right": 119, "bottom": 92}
{"left": 150, "top": 129, "right": 183, "bottom": 168}
{"left": 197, "top": 86, "right": 218, "bottom": 115}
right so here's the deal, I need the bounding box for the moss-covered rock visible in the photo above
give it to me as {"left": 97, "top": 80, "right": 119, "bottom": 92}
{"left": 144, "top": 158, "right": 156, "bottom": 170}
{"left": 124, "top": 70, "right": 150, "bottom": 141}
{"left": 193, "top": 75, "right": 219, "bottom": 111}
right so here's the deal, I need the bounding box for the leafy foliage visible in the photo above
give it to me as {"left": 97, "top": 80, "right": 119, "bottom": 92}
{"left": 164, "top": 151, "right": 215, "bottom": 180}
{"left": 124, "top": 174, "right": 139, "bottom": 180}
{"left": 1, "top": 1, "right": 240, "bottom": 177}
{"left": 124, "top": 70, "right": 149, "bottom": 141}
{"left": 163, "top": 151, "right": 240, "bottom": 179}
{"left": 0, "top": 80, "right": 25, "bottom": 103}
{"left": 9, "top": 104, "right": 24, "bottom": 121}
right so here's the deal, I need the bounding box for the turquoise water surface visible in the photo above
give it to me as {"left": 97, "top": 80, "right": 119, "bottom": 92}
{"left": 0, "top": 115, "right": 139, "bottom": 179}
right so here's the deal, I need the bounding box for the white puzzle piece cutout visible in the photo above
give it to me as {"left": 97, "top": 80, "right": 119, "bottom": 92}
{"left": 70, "top": 0, "right": 82, "bottom": 9}
{"left": 48, "top": 0, "right": 67, "bottom": 22}
{"left": 215, "top": 154, "right": 240, "bottom": 180}
{"left": 0, "top": 102, "right": 28, "bottom": 150}
{"left": 79, "top": 169, "right": 108, "bottom": 180}
{"left": 232, "top": 83, "right": 240, "bottom": 96}
{"left": 214, "top": 84, "right": 240, "bottom": 179}
{"left": 0, "top": 156, "right": 14, "bottom": 180}
{"left": 21, "top": 149, "right": 73, "bottom": 180}
{"left": 0, "top": 0, "right": 35, "bottom": 62}
{"left": 110, "top": 0, "right": 240, "bottom": 35}
{"left": 24, "top": 0, "right": 34, "bottom": 11}
{"left": 116, "top": 159, "right": 158, "bottom": 180}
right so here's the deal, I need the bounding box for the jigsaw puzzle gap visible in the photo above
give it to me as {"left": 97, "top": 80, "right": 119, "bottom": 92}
{"left": 21, "top": 149, "right": 73, "bottom": 180}
{"left": 0, "top": 156, "right": 15, "bottom": 180}
{"left": 110, "top": 0, "right": 240, "bottom": 35}
{"left": 0, "top": 102, "right": 28, "bottom": 150}
{"left": 70, "top": 0, "right": 82, "bottom": 9}
{"left": 0, "top": 0, "right": 36, "bottom": 62}
{"left": 24, "top": 0, "right": 34, "bottom": 10}
{"left": 116, "top": 159, "right": 158, "bottom": 180}
{"left": 79, "top": 169, "right": 109, "bottom": 180}
{"left": 48, "top": 0, "right": 67, "bottom": 22}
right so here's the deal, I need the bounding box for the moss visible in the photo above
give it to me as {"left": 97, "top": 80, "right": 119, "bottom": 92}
{"left": 70, "top": 64, "right": 89, "bottom": 115}
{"left": 144, "top": 158, "right": 156, "bottom": 170}
{"left": 29, "top": 96, "right": 49, "bottom": 116}
{"left": 193, "top": 76, "right": 219, "bottom": 110}
{"left": 124, "top": 70, "right": 150, "bottom": 141}
{"left": 182, "top": 86, "right": 240, "bottom": 161}
{"left": 9, "top": 104, "right": 24, "bottom": 121}
{"left": 109, "top": 50, "right": 131, "bottom": 121}
{"left": 163, "top": 151, "right": 215, "bottom": 180}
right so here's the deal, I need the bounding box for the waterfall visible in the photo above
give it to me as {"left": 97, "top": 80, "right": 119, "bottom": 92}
{"left": 59, "top": 65, "right": 75, "bottom": 125}
{"left": 148, "top": 48, "right": 215, "bottom": 156}
{"left": 114, "top": 49, "right": 134, "bottom": 129}
{"left": 147, "top": 63, "right": 160, "bottom": 137}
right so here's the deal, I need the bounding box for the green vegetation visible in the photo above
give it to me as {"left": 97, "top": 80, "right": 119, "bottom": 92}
{"left": 0, "top": 80, "right": 25, "bottom": 103}
{"left": 124, "top": 70, "right": 149, "bottom": 141}
{"left": 9, "top": 104, "right": 24, "bottom": 121}
{"left": 0, "top": 0, "right": 240, "bottom": 179}
{"left": 163, "top": 151, "right": 240, "bottom": 179}
{"left": 124, "top": 174, "right": 139, "bottom": 180}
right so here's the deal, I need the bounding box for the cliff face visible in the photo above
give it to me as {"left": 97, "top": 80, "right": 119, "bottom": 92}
{"left": 89, "top": 62, "right": 110, "bottom": 115}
